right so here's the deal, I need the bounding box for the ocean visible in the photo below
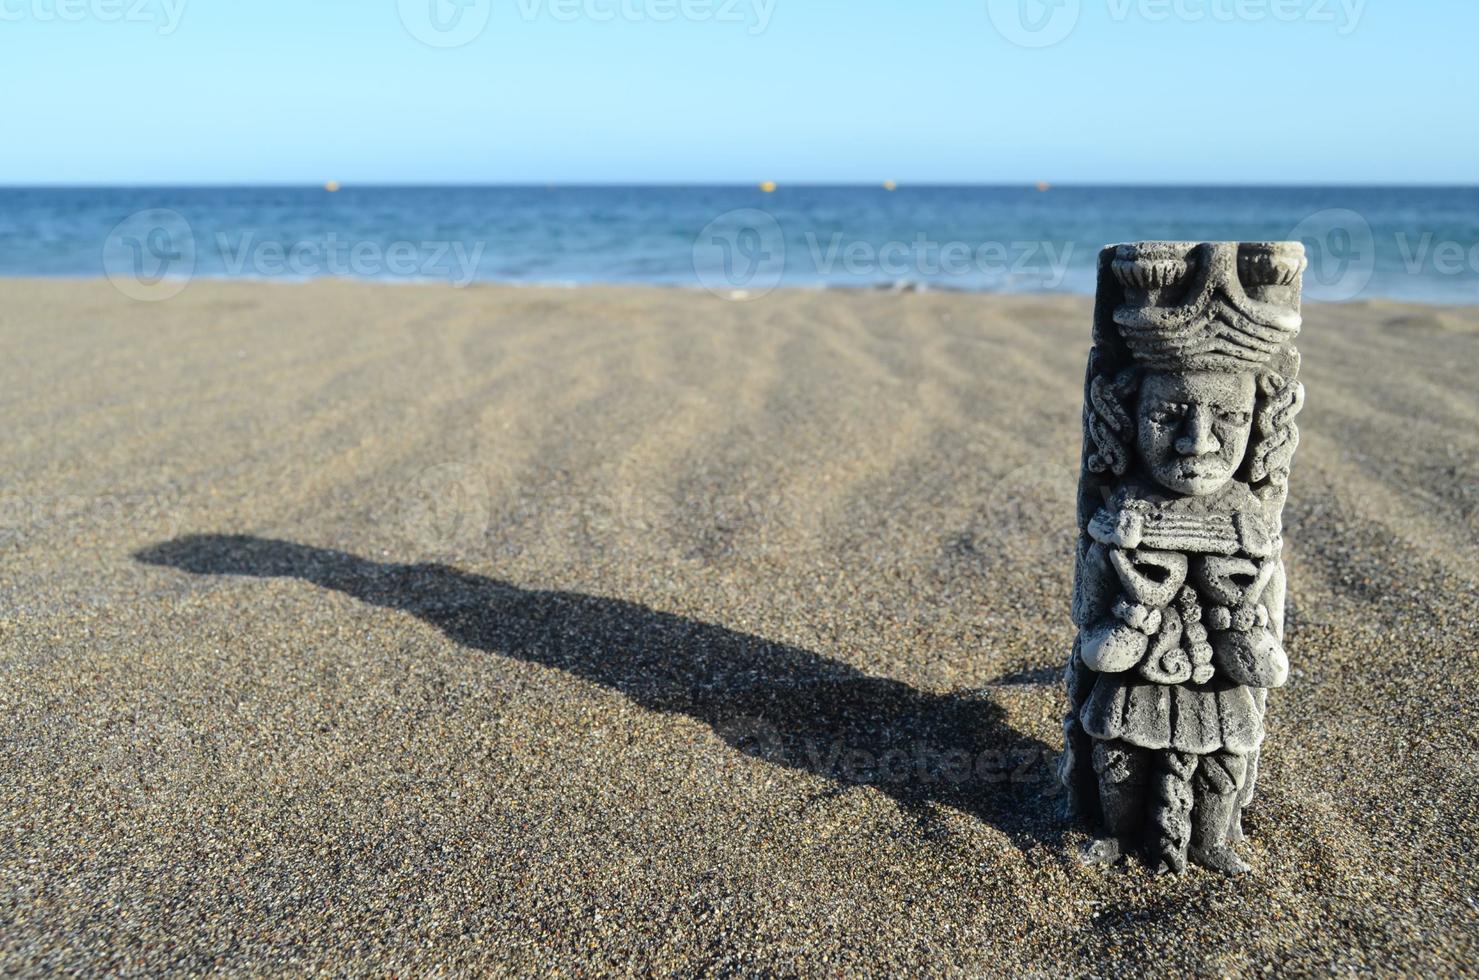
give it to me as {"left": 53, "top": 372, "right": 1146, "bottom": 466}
{"left": 2, "top": 185, "right": 1476, "bottom": 303}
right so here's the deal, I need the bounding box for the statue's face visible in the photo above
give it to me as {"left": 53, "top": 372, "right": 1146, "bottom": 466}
{"left": 1136, "top": 371, "right": 1255, "bottom": 496}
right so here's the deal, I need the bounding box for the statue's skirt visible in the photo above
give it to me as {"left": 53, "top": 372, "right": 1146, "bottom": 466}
{"left": 1080, "top": 670, "right": 1264, "bottom": 755}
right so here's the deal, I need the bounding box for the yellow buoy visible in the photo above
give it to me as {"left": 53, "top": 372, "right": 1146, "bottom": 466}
{"left": 759, "top": 181, "right": 777, "bottom": 193}
{"left": 883, "top": 180, "right": 897, "bottom": 191}
{"left": 324, "top": 180, "right": 341, "bottom": 193}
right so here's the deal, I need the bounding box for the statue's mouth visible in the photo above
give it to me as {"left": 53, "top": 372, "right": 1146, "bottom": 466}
{"left": 1175, "top": 459, "right": 1227, "bottom": 481}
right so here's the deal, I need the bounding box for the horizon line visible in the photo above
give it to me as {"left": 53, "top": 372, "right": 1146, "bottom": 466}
{"left": 3, "top": 181, "right": 1477, "bottom": 190}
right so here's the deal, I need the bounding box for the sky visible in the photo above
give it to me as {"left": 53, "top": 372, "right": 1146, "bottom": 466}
{"left": 0, "top": 0, "right": 1472, "bottom": 184}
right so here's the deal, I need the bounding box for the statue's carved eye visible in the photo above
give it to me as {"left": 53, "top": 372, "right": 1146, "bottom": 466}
{"left": 1217, "top": 409, "right": 1250, "bottom": 425}
{"left": 1148, "top": 407, "right": 1182, "bottom": 425}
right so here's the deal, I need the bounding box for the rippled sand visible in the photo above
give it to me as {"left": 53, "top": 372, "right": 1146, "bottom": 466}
{"left": 2, "top": 279, "right": 1475, "bottom": 973}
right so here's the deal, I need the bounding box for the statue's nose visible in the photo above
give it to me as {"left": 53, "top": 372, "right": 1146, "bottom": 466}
{"left": 1175, "top": 407, "right": 1221, "bottom": 456}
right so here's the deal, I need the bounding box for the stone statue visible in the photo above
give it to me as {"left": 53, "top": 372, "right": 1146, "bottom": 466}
{"left": 1060, "top": 241, "right": 1307, "bottom": 874}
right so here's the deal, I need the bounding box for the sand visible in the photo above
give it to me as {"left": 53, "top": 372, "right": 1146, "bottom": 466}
{"left": 1, "top": 277, "right": 1476, "bottom": 975}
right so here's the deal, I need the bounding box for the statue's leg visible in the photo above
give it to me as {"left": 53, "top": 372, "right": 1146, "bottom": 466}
{"left": 1229, "top": 690, "right": 1268, "bottom": 844}
{"left": 1228, "top": 747, "right": 1259, "bottom": 844}
{"left": 1152, "top": 750, "right": 1197, "bottom": 873}
{"left": 1190, "top": 750, "right": 1251, "bottom": 874}
{"left": 1080, "top": 739, "right": 1147, "bottom": 865}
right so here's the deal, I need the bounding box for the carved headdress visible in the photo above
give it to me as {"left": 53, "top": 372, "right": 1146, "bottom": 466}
{"left": 1109, "top": 241, "right": 1306, "bottom": 373}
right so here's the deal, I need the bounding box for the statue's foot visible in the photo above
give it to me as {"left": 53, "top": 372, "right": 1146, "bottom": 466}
{"left": 1078, "top": 837, "right": 1125, "bottom": 866}
{"left": 1154, "top": 851, "right": 1188, "bottom": 875}
{"left": 1189, "top": 844, "right": 1251, "bottom": 875}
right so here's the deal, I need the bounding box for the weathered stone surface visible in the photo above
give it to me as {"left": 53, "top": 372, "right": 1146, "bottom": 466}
{"left": 1062, "top": 241, "right": 1306, "bottom": 874}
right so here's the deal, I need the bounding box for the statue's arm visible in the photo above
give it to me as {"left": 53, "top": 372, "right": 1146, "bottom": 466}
{"left": 1074, "top": 542, "right": 1155, "bottom": 673}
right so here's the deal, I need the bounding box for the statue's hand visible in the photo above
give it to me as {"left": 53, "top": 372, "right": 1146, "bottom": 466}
{"left": 1210, "top": 626, "right": 1289, "bottom": 688}
{"left": 1079, "top": 616, "right": 1150, "bottom": 673}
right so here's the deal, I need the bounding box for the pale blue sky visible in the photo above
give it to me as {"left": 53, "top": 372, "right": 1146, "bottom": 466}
{"left": 0, "top": 0, "right": 1470, "bottom": 184}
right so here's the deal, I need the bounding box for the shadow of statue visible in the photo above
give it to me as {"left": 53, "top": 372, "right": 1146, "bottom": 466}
{"left": 135, "top": 534, "right": 1061, "bottom": 845}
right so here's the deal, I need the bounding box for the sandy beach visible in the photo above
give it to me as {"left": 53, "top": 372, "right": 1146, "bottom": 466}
{"left": 2, "top": 277, "right": 1476, "bottom": 974}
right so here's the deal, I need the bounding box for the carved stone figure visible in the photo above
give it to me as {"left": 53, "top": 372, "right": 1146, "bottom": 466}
{"left": 1060, "top": 241, "right": 1306, "bottom": 874}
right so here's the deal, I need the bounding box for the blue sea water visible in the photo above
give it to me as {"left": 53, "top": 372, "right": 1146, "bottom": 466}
{"left": 2, "top": 185, "right": 1477, "bottom": 303}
